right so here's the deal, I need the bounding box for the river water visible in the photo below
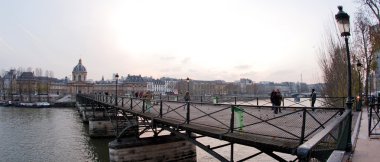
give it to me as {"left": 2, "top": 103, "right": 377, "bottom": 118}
{"left": 0, "top": 106, "right": 111, "bottom": 162}
{"left": 0, "top": 106, "right": 296, "bottom": 162}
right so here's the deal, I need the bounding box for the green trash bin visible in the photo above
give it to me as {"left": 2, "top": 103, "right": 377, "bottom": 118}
{"left": 234, "top": 106, "right": 244, "bottom": 131}
{"left": 213, "top": 96, "right": 219, "bottom": 104}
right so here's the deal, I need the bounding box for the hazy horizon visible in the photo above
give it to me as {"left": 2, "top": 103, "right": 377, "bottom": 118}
{"left": 0, "top": 0, "right": 357, "bottom": 84}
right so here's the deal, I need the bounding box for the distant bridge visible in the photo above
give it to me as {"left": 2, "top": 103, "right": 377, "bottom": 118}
{"left": 76, "top": 94, "right": 352, "bottom": 162}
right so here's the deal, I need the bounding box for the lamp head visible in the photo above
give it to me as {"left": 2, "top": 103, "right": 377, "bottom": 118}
{"left": 335, "top": 6, "right": 350, "bottom": 37}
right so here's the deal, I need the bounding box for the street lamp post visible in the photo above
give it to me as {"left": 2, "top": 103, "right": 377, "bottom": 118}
{"left": 186, "top": 77, "right": 190, "bottom": 93}
{"left": 357, "top": 60, "right": 363, "bottom": 111}
{"left": 335, "top": 5, "right": 352, "bottom": 152}
{"left": 115, "top": 73, "right": 119, "bottom": 106}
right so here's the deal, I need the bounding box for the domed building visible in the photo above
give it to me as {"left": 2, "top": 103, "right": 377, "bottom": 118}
{"left": 72, "top": 59, "right": 87, "bottom": 82}
{"left": 67, "top": 59, "right": 93, "bottom": 94}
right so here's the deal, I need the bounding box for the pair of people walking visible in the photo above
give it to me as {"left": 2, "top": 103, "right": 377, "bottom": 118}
{"left": 270, "top": 89, "right": 282, "bottom": 114}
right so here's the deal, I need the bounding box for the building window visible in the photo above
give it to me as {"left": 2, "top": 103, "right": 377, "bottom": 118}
{"left": 79, "top": 75, "right": 82, "bottom": 81}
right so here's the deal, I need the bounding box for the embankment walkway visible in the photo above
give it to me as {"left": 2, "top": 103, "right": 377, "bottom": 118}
{"left": 352, "top": 107, "right": 380, "bottom": 162}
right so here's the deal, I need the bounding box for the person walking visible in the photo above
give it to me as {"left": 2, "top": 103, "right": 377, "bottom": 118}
{"left": 310, "top": 89, "right": 317, "bottom": 111}
{"left": 184, "top": 91, "right": 190, "bottom": 109}
{"left": 144, "top": 91, "right": 153, "bottom": 112}
{"left": 274, "top": 89, "right": 282, "bottom": 114}
{"left": 270, "top": 90, "right": 276, "bottom": 110}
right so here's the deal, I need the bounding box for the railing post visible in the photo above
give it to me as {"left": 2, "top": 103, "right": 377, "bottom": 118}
{"left": 201, "top": 96, "right": 203, "bottom": 103}
{"left": 121, "top": 97, "right": 124, "bottom": 107}
{"left": 115, "top": 108, "right": 119, "bottom": 136}
{"left": 231, "top": 142, "right": 234, "bottom": 162}
{"left": 130, "top": 97, "right": 133, "bottom": 109}
{"left": 115, "top": 95, "right": 118, "bottom": 106}
{"left": 142, "top": 100, "right": 146, "bottom": 113}
{"left": 186, "top": 101, "right": 190, "bottom": 124}
{"left": 369, "top": 104, "right": 372, "bottom": 136}
{"left": 92, "top": 101, "right": 95, "bottom": 118}
{"left": 257, "top": 97, "right": 259, "bottom": 106}
{"left": 234, "top": 96, "right": 237, "bottom": 105}
{"left": 299, "top": 107, "right": 307, "bottom": 145}
{"left": 230, "top": 106, "right": 235, "bottom": 133}
{"left": 160, "top": 99, "right": 163, "bottom": 118}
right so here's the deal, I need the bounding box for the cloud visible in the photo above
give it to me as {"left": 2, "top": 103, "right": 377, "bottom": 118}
{"left": 264, "top": 69, "right": 299, "bottom": 82}
{"left": 234, "top": 64, "right": 251, "bottom": 70}
{"left": 160, "top": 66, "right": 183, "bottom": 73}
{"left": 160, "top": 55, "right": 176, "bottom": 60}
{"left": 240, "top": 71, "right": 257, "bottom": 77}
{"left": 0, "top": 37, "right": 15, "bottom": 54}
{"left": 181, "top": 57, "right": 191, "bottom": 64}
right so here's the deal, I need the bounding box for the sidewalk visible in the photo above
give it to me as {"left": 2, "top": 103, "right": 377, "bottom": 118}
{"left": 351, "top": 107, "right": 380, "bottom": 162}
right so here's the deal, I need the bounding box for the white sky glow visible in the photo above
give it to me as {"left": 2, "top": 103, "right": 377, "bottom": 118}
{"left": 0, "top": 0, "right": 357, "bottom": 83}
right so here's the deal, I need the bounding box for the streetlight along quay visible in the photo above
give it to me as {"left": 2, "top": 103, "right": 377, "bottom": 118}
{"left": 115, "top": 73, "right": 119, "bottom": 106}
{"left": 335, "top": 5, "right": 352, "bottom": 151}
{"left": 357, "top": 60, "right": 362, "bottom": 111}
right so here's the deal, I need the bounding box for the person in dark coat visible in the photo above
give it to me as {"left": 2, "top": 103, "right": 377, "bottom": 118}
{"left": 310, "top": 89, "right": 317, "bottom": 111}
{"left": 274, "top": 89, "right": 282, "bottom": 114}
{"left": 184, "top": 91, "right": 190, "bottom": 102}
{"left": 270, "top": 90, "right": 276, "bottom": 110}
{"left": 183, "top": 92, "right": 190, "bottom": 109}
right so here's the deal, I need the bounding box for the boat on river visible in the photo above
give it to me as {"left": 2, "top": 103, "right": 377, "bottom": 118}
{"left": 18, "top": 102, "right": 51, "bottom": 108}
{"left": 0, "top": 101, "right": 13, "bottom": 107}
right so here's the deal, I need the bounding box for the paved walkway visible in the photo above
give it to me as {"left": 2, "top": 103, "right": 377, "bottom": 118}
{"left": 351, "top": 107, "right": 380, "bottom": 162}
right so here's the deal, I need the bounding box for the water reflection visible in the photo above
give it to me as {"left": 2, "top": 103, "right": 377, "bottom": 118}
{"left": 0, "top": 106, "right": 110, "bottom": 162}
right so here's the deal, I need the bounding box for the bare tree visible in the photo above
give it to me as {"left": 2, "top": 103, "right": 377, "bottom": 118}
{"left": 319, "top": 32, "right": 349, "bottom": 98}
{"left": 34, "top": 68, "right": 43, "bottom": 77}
{"left": 354, "top": 10, "right": 375, "bottom": 100}
{"left": 361, "top": 0, "right": 380, "bottom": 23}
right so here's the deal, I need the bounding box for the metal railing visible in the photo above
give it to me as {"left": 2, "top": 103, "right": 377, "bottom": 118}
{"left": 87, "top": 94, "right": 346, "bottom": 146}
{"left": 148, "top": 94, "right": 347, "bottom": 108}
{"left": 297, "top": 109, "right": 350, "bottom": 161}
{"left": 368, "top": 103, "right": 380, "bottom": 136}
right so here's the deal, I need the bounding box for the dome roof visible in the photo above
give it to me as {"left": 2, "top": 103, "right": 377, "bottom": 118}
{"left": 72, "top": 59, "right": 87, "bottom": 73}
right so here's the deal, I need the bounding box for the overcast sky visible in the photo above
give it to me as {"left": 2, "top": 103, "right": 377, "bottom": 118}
{"left": 0, "top": 0, "right": 357, "bottom": 83}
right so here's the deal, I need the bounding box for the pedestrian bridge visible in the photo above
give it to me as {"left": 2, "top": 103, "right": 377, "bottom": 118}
{"left": 76, "top": 94, "right": 352, "bottom": 162}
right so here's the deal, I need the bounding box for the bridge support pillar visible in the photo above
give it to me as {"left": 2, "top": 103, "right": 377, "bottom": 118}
{"left": 77, "top": 104, "right": 92, "bottom": 123}
{"left": 89, "top": 112, "right": 139, "bottom": 138}
{"left": 109, "top": 135, "right": 196, "bottom": 162}
{"left": 89, "top": 118, "right": 114, "bottom": 137}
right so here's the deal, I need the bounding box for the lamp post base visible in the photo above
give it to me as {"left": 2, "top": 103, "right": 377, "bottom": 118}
{"left": 346, "top": 99, "right": 353, "bottom": 152}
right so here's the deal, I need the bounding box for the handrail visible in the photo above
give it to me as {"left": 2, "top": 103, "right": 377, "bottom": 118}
{"left": 297, "top": 109, "right": 350, "bottom": 161}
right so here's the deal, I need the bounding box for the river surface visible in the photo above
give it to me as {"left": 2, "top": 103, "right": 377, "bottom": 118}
{"left": 0, "top": 106, "right": 296, "bottom": 162}
{"left": 0, "top": 106, "right": 112, "bottom": 162}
